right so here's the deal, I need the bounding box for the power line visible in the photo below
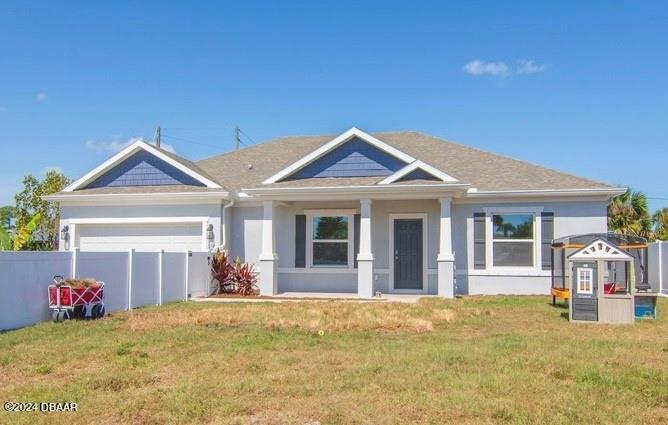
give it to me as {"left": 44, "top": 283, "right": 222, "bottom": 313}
{"left": 160, "top": 133, "right": 220, "bottom": 149}
{"left": 238, "top": 128, "right": 258, "bottom": 145}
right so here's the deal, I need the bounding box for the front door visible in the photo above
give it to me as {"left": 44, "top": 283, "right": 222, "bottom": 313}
{"left": 393, "top": 219, "right": 423, "bottom": 290}
{"left": 572, "top": 262, "right": 598, "bottom": 321}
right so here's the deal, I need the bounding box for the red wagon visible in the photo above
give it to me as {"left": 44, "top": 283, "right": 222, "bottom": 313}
{"left": 48, "top": 275, "right": 105, "bottom": 322}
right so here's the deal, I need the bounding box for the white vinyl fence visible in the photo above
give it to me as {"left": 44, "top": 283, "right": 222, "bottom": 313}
{"left": 0, "top": 249, "right": 213, "bottom": 331}
{"left": 648, "top": 241, "right": 668, "bottom": 295}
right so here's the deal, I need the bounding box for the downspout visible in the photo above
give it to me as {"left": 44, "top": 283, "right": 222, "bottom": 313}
{"left": 219, "top": 199, "right": 235, "bottom": 252}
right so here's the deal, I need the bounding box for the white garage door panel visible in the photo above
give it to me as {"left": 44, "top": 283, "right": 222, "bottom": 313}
{"left": 77, "top": 223, "right": 203, "bottom": 252}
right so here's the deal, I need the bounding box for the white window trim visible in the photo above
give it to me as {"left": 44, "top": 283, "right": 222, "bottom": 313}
{"left": 482, "top": 207, "right": 543, "bottom": 271}
{"left": 306, "top": 212, "right": 354, "bottom": 269}
{"left": 388, "top": 213, "right": 428, "bottom": 294}
{"left": 577, "top": 267, "right": 594, "bottom": 295}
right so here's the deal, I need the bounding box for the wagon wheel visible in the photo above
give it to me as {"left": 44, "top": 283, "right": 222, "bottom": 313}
{"left": 52, "top": 310, "right": 61, "bottom": 323}
{"left": 96, "top": 305, "right": 105, "bottom": 319}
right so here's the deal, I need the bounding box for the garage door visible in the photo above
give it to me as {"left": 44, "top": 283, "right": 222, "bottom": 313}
{"left": 76, "top": 223, "right": 203, "bottom": 252}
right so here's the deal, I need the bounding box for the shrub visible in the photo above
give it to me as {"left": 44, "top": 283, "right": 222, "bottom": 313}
{"left": 211, "top": 250, "right": 258, "bottom": 296}
{"left": 211, "top": 250, "right": 236, "bottom": 294}
{"left": 234, "top": 262, "right": 258, "bottom": 296}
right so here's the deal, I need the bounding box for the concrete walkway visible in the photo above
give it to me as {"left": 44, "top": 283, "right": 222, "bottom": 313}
{"left": 192, "top": 292, "right": 438, "bottom": 304}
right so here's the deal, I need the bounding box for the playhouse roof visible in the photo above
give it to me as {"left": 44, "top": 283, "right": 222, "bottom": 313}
{"left": 552, "top": 233, "right": 647, "bottom": 248}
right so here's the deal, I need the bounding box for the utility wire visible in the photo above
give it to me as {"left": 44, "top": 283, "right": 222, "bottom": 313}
{"left": 238, "top": 128, "right": 258, "bottom": 145}
{"left": 160, "top": 133, "right": 221, "bottom": 149}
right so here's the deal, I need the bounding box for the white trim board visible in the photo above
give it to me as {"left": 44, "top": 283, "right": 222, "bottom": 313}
{"left": 63, "top": 140, "right": 222, "bottom": 192}
{"left": 388, "top": 213, "right": 429, "bottom": 294}
{"left": 378, "top": 160, "right": 458, "bottom": 184}
{"left": 262, "top": 127, "right": 416, "bottom": 184}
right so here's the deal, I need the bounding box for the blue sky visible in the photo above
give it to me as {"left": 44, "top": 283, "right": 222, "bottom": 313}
{"left": 1, "top": 1, "right": 666, "bottom": 211}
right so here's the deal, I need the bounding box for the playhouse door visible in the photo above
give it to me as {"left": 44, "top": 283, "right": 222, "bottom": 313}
{"left": 572, "top": 262, "right": 598, "bottom": 321}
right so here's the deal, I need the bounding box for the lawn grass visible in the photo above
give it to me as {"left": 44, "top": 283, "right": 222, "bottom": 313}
{"left": 1, "top": 296, "right": 667, "bottom": 424}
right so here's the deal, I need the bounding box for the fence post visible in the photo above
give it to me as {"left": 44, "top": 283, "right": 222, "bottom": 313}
{"left": 659, "top": 242, "right": 664, "bottom": 294}
{"left": 127, "top": 249, "right": 134, "bottom": 311}
{"left": 72, "top": 248, "right": 80, "bottom": 278}
{"left": 157, "top": 250, "right": 164, "bottom": 306}
{"left": 184, "top": 250, "right": 190, "bottom": 302}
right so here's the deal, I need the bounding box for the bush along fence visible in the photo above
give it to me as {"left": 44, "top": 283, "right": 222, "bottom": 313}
{"left": 0, "top": 249, "right": 213, "bottom": 331}
{"left": 648, "top": 241, "right": 668, "bottom": 296}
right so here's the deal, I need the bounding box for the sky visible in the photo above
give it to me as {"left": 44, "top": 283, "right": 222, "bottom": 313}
{"left": 1, "top": 1, "right": 667, "bottom": 211}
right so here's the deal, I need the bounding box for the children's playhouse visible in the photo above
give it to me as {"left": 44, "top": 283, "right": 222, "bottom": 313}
{"left": 551, "top": 233, "right": 657, "bottom": 324}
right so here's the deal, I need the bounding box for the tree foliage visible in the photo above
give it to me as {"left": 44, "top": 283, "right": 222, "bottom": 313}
{"left": 14, "top": 170, "right": 70, "bottom": 250}
{"left": 653, "top": 208, "right": 668, "bottom": 241}
{"left": 607, "top": 189, "right": 653, "bottom": 239}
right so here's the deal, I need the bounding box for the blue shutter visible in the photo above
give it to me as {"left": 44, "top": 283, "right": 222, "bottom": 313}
{"left": 541, "top": 212, "right": 554, "bottom": 270}
{"left": 473, "top": 213, "right": 486, "bottom": 269}
{"left": 295, "top": 215, "right": 306, "bottom": 268}
{"left": 354, "top": 214, "right": 360, "bottom": 268}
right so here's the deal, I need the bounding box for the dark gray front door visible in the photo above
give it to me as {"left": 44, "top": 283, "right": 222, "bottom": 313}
{"left": 572, "top": 261, "right": 598, "bottom": 321}
{"left": 394, "top": 219, "right": 423, "bottom": 290}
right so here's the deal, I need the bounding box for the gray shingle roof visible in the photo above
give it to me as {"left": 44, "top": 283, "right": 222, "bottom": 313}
{"left": 195, "top": 131, "right": 615, "bottom": 192}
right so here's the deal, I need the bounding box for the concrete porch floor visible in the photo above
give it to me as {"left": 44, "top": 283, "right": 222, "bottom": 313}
{"left": 193, "top": 292, "right": 438, "bottom": 304}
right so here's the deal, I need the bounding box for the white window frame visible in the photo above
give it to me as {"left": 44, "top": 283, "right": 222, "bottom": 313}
{"left": 577, "top": 267, "right": 594, "bottom": 295}
{"left": 306, "top": 211, "right": 354, "bottom": 269}
{"left": 483, "top": 207, "right": 543, "bottom": 271}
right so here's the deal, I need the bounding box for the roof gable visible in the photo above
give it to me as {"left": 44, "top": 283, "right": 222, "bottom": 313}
{"left": 569, "top": 239, "right": 632, "bottom": 261}
{"left": 378, "top": 160, "right": 458, "bottom": 184}
{"left": 262, "top": 127, "right": 415, "bottom": 184}
{"left": 64, "top": 141, "right": 222, "bottom": 192}
{"left": 284, "top": 137, "right": 407, "bottom": 180}
{"left": 84, "top": 150, "right": 205, "bottom": 189}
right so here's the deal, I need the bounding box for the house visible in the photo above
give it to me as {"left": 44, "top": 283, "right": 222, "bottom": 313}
{"left": 45, "top": 127, "right": 625, "bottom": 298}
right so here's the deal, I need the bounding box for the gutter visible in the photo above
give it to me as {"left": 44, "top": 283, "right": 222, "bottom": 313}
{"left": 464, "top": 187, "right": 627, "bottom": 198}
{"left": 43, "top": 191, "right": 230, "bottom": 203}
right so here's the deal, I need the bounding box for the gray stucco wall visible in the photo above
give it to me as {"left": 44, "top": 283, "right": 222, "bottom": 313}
{"left": 229, "top": 206, "right": 263, "bottom": 266}
{"left": 223, "top": 199, "right": 609, "bottom": 295}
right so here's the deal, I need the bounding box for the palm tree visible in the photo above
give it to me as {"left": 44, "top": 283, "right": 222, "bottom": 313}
{"left": 608, "top": 189, "right": 653, "bottom": 239}
{"left": 653, "top": 207, "right": 668, "bottom": 241}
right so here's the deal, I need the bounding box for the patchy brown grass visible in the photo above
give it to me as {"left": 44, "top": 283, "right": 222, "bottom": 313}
{"left": 1, "top": 296, "right": 667, "bottom": 425}
{"left": 125, "top": 301, "right": 460, "bottom": 333}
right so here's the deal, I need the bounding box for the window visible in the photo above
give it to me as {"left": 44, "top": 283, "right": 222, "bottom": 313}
{"left": 577, "top": 268, "right": 593, "bottom": 294}
{"left": 311, "top": 215, "right": 349, "bottom": 267}
{"left": 492, "top": 214, "right": 534, "bottom": 267}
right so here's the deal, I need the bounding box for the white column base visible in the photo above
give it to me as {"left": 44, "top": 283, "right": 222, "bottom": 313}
{"left": 259, "top": 255, "right": 278, "bottom": 296}
{"left": 437, "top": 254, "right": 455, "bottom": 298}
{"left": 357, "top": 257, "right": 374, "bottom": 298}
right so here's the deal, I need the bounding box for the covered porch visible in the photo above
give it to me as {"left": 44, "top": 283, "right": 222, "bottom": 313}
{"left": 252, "top": 192, "right": 457, "bottom": 299}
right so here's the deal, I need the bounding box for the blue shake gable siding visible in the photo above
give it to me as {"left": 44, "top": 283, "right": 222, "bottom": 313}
{"left": 85, "top": 151, "right": 205, "bottom": 188}
{"left": 286, "top": 137, "right": 407, "bottom": 179}
{"left": 397, "top": 169, "right": 439, "bottom": 182}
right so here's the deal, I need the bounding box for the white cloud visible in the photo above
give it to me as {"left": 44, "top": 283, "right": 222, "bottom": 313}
{"left": 42, "top": 166, "right": 63, "bottom": 175}
{"left": 85, "top": 137, "right": 176, "bottom": 154}
{"left": 36, "top": 92, "right": 47, "bottom": 102}
{"left": 463, "top": 60, "right": 509, "bottom": 76}
{"left": 517, "top": 60, "right": 546, "bottom": 74}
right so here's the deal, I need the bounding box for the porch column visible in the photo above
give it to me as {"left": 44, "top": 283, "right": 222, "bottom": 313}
{"left": 357, "top": 198, "right": 374, "bottom": 298}
{"left": 437, "top": 197, "right": 455, "bottom": 298}
{"left": 259, "top": 200, "right": 278, "bottom": 296}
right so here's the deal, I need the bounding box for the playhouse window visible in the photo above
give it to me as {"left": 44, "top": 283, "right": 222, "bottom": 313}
{"left": 311, "top": 215, "right": 350, "bottom": 267}
{"left": 492, "top": 214, "right": 534, "bottom": 267}
{"left": 577, "top": 268, "right": 593, "bottom": 294}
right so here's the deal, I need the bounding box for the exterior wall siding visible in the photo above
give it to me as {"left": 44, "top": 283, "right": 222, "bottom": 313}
{"left": 85, "top": 151, "right": 205, "bottom": 188}
{"left": 286, "top": 137, "right": 406, "bottom": 179}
